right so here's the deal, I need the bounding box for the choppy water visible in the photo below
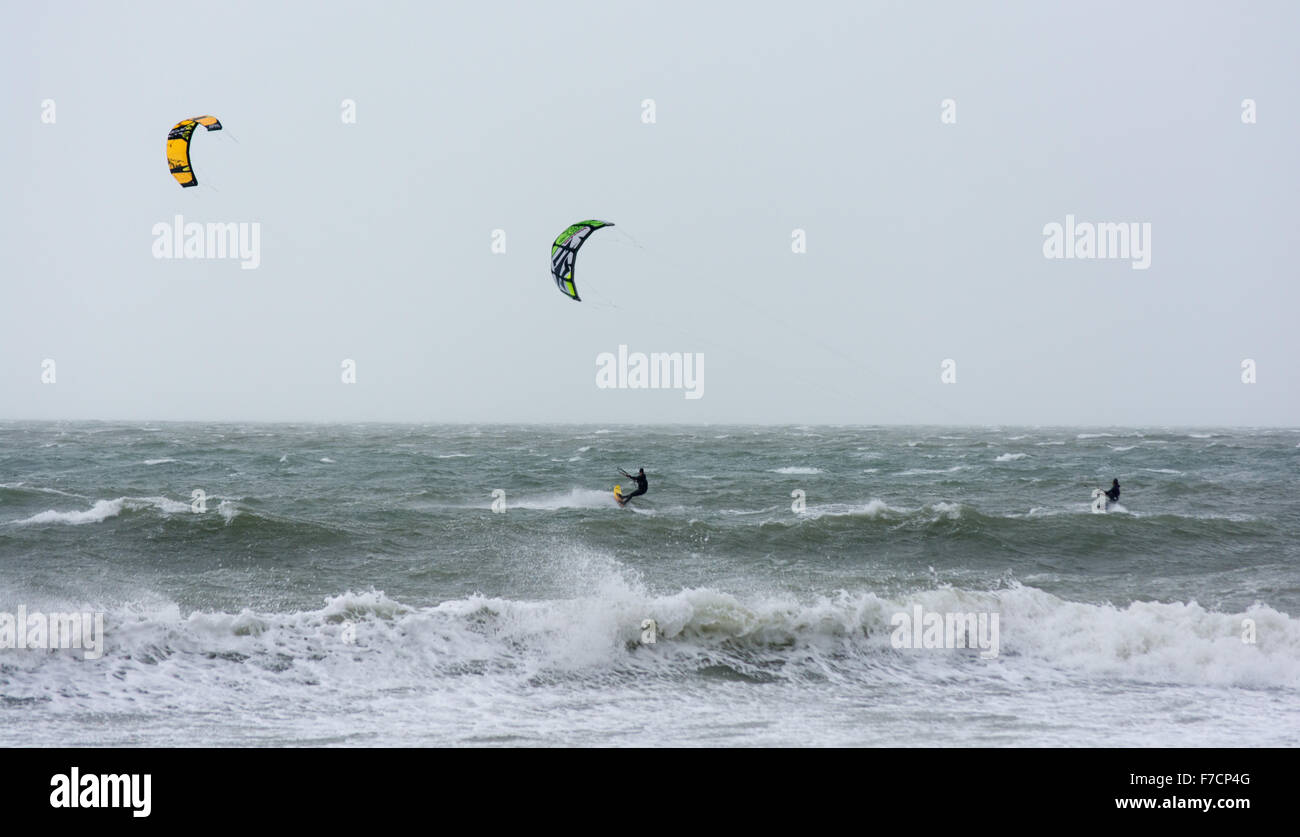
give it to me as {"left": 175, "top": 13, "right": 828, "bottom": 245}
{"left": 1, "top": 422, "right": 1297, "bottom": 746}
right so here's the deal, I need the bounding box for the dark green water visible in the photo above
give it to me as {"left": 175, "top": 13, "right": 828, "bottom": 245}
{"left": 1, "top": 422, "right": 1296, "bottom": 746}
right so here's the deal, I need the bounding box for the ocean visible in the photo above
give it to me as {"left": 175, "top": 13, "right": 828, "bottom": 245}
{"left": 1, "top": 422, "right": 1297, "bottom": 747}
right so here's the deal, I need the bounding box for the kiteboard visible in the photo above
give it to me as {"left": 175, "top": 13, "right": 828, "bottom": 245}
{"left": 613, "top": 485, "right": 624, "bottom": 504}
{"left": 1090, "top": 488, "right": 1109, "bottom": 514}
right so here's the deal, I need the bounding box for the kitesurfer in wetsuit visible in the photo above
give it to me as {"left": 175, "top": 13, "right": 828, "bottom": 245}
{"left": 618, "top": 468, "right": 648, "bottom": 505}
{"left": 1104, "top": 478, "right": 1121, "bottom": 503}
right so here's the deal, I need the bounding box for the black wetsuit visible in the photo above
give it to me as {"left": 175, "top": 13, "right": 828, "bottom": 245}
{"left": 1105, "top": 483, "right": 1121, "bottom": 503}
{"left": 622, "top": 472, "right": 648, "bottom": 503}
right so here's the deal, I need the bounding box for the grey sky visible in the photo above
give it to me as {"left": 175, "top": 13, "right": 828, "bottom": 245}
{"left": 3, "top": 1, "right": 1297, "bottom": 425}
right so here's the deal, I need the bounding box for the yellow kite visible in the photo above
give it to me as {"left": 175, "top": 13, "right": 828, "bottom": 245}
{"left": 166, "top": 116, "right": 222, "bottom": 188}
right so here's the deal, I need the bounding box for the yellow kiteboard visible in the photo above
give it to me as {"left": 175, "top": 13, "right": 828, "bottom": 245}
{"left": 613, "top": 485, "right": 624, "bottom": 504}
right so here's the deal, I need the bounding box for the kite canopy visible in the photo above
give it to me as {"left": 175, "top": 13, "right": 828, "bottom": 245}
{"left": 550, "top": 220, "right": 614, "bottom": 301}
{"left": 166, "top": 116, "right": 222, "bottom": 188}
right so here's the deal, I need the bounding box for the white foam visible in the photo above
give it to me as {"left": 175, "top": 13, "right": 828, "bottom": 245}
{"left": 218, "top": 500, "right": 240, "bottom": 525}
{"left": 0, "top": 484, "right": 80, "bottom": 497}
{"left": 797, "top": 499, "right": 963, "bottom": 521}
{"left": 509, "top": 488, "right": 619, "bottom": 510}
{"left": 798, "top": 498, "right": 899, "bottom": 520}
{"left": 10, "top": 496, "right": 189, "bottom": 526}
{"left": 770, "top": 466, "right": 823, "bottom": 474}
{"left": 995, "top": 453, "right": 1028, "bottom": 462}
{"left": 61, "top": 582, "right": 1300, "bottom": 695}
{"left": 6, "top": 571, "right": 1298, "bottom": 748}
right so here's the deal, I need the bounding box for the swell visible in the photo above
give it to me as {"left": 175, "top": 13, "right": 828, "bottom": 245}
{"left": 3, "top": 584, "right": 1295, "bottom": 699}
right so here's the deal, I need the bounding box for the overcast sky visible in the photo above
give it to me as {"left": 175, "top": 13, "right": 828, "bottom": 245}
{"left": 3, "top": 1, "right": 1297, "bottom": 425}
